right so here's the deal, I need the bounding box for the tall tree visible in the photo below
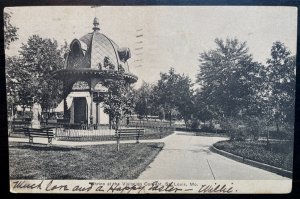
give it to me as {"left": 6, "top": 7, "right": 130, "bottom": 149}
{"left": 4, "top": 10, "right": 18, "bottom": 50}
{"left": 102, "top": 77, "right": 134, "bottom": 129}
{"left": 196, "top": 38, "right": 267, "bottom": 140}
{"left": 265, "top": 41, "right": 296, "bottom": 134}
{"left": 153, "top": 68, "right": 194, "bottom": 126}
{"left": 4, "top": 10, "right": 19, "bottom": 118}
{"left": 6, "top": 56, "right": 33, "bottom": 118}
{"left": 197, "top": 38, "right": 261, "bottom": 119}
{"left": 173, "top": 74, "right": 194, "bottom": 128}
{"left": 193, "top": 90, "right": 215, "bottom": 126}
{"left": 18, "top": 35, "right": 66, "bottom": 113}
{"left": 134, "top": 81, "right": 157, "bottom": 120}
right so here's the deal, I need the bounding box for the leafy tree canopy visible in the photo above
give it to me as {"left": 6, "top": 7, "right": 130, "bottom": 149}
{"left": 6, "top": 35, "right": 67, "bottom": 112}
{"left": 197, "top": 38, "right": 262, "bottom": 118}
{"left": 4, "top": 11, "right": 18, "bottom": 50}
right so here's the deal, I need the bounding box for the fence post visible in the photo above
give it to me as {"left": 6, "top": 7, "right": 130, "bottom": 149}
{"left": 55, "top": 126, "right": 57, "bottom": 139}
{"left": 136, "top": 129, "right": 140, "bottom": 143}
{"left": 159, "top": 126, "right": 162, "bottom": 139}
{"left": 117, "top": 136, "right": 120, "bottom": 151}
{"left": 116, "top": 129, "right": 120, "bottom": 151}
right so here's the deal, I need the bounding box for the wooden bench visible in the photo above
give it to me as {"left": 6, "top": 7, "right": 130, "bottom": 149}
{"left": 23, "top": 127, "right": 54, "bottom": 144}
{"left": 9, "top": 121, "right": 31, "bottom": 136}
{"left": 115, "top": 128, "right": 145, "bottom": 151}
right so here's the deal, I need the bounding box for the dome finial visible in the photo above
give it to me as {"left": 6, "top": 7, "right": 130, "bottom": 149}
{"left": 93, "top": 17, "right": 100, "bottom": 32}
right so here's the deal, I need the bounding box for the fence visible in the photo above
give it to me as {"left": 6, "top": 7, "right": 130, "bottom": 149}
{"left": 9, "top": 119, "right": 175, "bottom": 141}
{"left": 121, "top": 119, "right": 175, "bottom": 139}
{"left": 55, "top": 124, "right": 115, "bottom": 141}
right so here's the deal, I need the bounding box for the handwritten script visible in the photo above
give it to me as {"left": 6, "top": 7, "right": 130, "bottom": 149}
{"left": 11, "top": 180, "right": 237, "bottom": 194}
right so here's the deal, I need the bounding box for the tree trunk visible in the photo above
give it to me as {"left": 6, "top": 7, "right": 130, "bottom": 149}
{"left": 169, "top": 111, "right": 172, "bottom": 126}
{"left": 209, "top": 119, "right": 213, "bottom": 129}
{"left": 184, "top": 118, "right": 188, "bottom": 129}
{"left": 11, "top": 104, "right": 14, "bottom": 118}
{"left": 47, "top": 106, "right": 50, "bottom": 124}
{"left": 22, "top": 106, "right": 25, "bottom": 121}
{"left": 109, "top": 114, "right": 112, "bottom": 129}
{"left": 116, "top": 117, "right": 119, "bottom": 130}
{"left": 276, "top": 120, "right": 280, "bottom": 138}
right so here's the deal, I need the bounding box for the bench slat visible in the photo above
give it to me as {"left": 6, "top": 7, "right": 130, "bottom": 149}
{"left": 25, "top": 135, "right": 54, "bottom": 138}
{"left": 116, "top": 131, "right": 144, "bottom": 134}
{"left": 25, "top": 131, "right": 53, "bottom": 134}
{"left": 24, "top": 128, "right": 54, "bottom": 136}
{"left": 24, "top": 128, "right": 53, "bottom": 131}
{"left": 117, "top": 129, "right": 144, "bottom": 131}
{"left": 24, "top": 132, "right": 53, "bottom": 135}
{"left": 115, "top": 128, "right": 145, "bottom": 139}
{"left": 117, "top": 132, "right": 144, "bottom": 134}
{"left": 115, "top": 133, "right": 144, "bottom": 136}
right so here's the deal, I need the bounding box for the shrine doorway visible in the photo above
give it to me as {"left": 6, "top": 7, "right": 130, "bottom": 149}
{"left": 74, "top": 97, "right": 87, "bottom": 124}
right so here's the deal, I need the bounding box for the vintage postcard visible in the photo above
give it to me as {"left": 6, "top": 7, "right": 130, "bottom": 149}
{"left": 5, "top": 6, "right": 296, "bottom": 194}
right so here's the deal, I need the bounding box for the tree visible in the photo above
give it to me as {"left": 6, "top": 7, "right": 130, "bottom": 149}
{"left": 134, "top": 81, "right": 157, "bottom": 120}
{"left": 193, "top": 91, "right": 215, "bottom": 127}
{"left": 196, "top": 38, "right": 267, "bottom": 140}
{"left": 153, "top": 68, "right": 194, "bottom": 127}
{"left": 265, "top": 41, "right": 296, "bottom": 135}
{"left": 173, "top": 74, "right": 194, "bottom": 128}
{"left": 102, "top": 76, "right": 135, "bottom": 129}
{"left": 5, "top": 10, "right": 19, "bottom": 119}
{"left": 6, "top": 56, "right": 33, "bottom": 118}
{"left": 4, "top": 10, "right": 18, "bottom": 50}
{"left": 18, "top": 35, "right": 66, "bottom": 114}
{"left": 197, "top": 38, "right": 262, "bottom": 119}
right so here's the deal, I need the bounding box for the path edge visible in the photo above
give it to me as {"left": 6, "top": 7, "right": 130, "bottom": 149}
{"left": 209, "top": 145, "right": 292, "bottom": 179}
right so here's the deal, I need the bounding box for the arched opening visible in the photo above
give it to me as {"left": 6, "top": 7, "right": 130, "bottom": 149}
{"left": 67, "top": 39, "right": 85, "bottom": 69}
{"left": 72, "top": 41, "right": 81, "bottom": 55}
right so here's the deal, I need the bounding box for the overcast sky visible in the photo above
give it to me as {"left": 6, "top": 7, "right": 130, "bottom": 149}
{"left": 5, "top": 6, "right": 297, "bottom": 87}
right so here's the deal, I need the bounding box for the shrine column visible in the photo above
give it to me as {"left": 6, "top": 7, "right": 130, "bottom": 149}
{"left": 89, "top": 91, "right": 93, "bottom": 125}
{"left": 63, "top": 98, "right": 68, "bottom": 120}
{"left": 63, "top": 96, "right": 70, "bottom": 122}
{"left": 96, "top": 102, "right": 99, "bottom": 126}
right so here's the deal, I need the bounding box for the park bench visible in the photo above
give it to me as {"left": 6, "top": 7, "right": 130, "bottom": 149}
{"left": 8, "top": 120, "right": 31, "bottom": 137}
{"left": 23, "top": 127, "right": 54, "bottom": 144}
{"left": 115, "top": 128, "right": 145, "bottom": 151}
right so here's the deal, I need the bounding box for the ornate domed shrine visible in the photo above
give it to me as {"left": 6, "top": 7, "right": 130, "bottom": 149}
{"left": 53, "top": 18, "right": 137, "bottom": 126}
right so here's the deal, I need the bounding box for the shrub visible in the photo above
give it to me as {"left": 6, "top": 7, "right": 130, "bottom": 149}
{"left": 243, "top": 116, "right": 267, "bottom": 141}
{"left": 219, "top": 117, "right": 247, "bottom": 141}
{"left": 200, "top": 124, "right": 214, "bottom": 132}
{"left": 190, "top": 118, "right": 200, "bottom": 130}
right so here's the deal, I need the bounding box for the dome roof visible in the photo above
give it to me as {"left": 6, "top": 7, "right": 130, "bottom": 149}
{"left": 65, "top": 18, "right": 131, "bottom": 71}
{"left": 79, "top": 32, "right": 120, "bottom": 69}
{"left": 53, "top": 18, "right": 137, "bottom": 85}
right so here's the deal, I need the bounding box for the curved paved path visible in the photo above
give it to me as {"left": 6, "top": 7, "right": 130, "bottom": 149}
{"left": 138, "top": 132, "right": 290, "bottom": 180}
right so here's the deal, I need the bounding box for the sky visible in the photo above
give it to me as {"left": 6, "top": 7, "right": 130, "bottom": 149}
{"left": 5, "top": 6, "right": 297, "bottom": 88}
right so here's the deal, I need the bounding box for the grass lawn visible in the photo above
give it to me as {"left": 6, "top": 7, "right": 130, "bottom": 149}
{"left": 9, "top": 142, "right": 164, "bottom": 179}
{"left": 213, "top": 140, "right": 293, "bottom": 171}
